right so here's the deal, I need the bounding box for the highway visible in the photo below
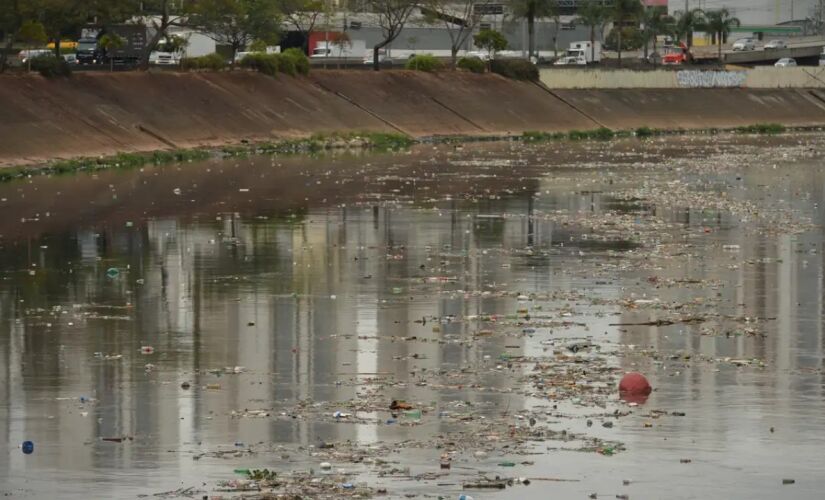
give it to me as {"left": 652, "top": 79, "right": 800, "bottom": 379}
{"left": 723, "top": 39, "right": 825, "bottom": 65}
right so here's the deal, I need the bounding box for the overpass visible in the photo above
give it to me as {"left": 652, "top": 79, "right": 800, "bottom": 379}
{"left": 723, "top": 40, "right": 825, "bottom": 66}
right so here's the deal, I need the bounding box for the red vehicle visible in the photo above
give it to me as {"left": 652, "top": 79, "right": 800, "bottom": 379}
{"left": 662, "top": 42, "right": 692, "bottom": 65}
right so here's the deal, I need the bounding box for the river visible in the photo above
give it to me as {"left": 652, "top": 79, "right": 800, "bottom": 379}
{"left": 1, "top": 134, "right": 824, "bottom": 499}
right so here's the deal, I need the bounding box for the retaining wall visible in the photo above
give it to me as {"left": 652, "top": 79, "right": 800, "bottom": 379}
{"left": 540, "top": 67, "right": 825, "bottom": 89}
{"left": 2, "top": 70, "right": 825, "bottom": 168}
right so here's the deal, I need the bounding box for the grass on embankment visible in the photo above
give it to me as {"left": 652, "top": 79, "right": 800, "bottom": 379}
{"left": 522, "top": 123, "right": 791, "bottom": 143}
{"left": 1, "top": 132, "right": 413, "bottom": 182}
{"left": 0, "top": 124, "right": 804, "bottom": 183}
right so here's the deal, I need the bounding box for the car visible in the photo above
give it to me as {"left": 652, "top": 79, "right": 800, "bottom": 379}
{"left": 554, "top": 55, "right": 586, "bottom": 66}
{"left": 363, "top": 49, "right": 392, "bottom": 66}
{"left": 466, "top": 50, "right": 491, "bottom": 61}
{"left": 62, "top": 53, "right": 78, "bottom": 65}
{"left": 764, "top": 40, "right": 787, "bottom": 50}
{"left": 732, "top": 38, "right": 756, "bottom": 51}
{"left": 775, "top": 57, "right": 797, "bottom": 67}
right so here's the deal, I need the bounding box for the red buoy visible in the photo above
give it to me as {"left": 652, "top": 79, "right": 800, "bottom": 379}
{"left": 619, "top": 372, "right": 652, "bottom": 395}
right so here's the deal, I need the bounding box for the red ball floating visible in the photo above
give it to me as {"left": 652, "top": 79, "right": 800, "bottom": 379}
{"left": 619, "top": 372, "right": 652, "bottom": 396}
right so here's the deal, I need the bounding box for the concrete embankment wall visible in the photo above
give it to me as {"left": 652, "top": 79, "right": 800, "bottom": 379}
{"left": 2, "top": 70, "right": 825, "bottom": 167}
{"left": 553, "top": 88, "right": 825, "bottom": 129}
{"left": 540, "top": 67, "right": 825, "bottom": 89}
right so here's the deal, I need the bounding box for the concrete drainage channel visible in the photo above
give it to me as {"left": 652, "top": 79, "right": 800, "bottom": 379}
{"left": 3, "top": 70, "right": 825, "bottom": 167}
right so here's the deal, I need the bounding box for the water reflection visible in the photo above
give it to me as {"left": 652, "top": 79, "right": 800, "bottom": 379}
{"left": 1, "top": 137, "right": 825, "bottom": 498}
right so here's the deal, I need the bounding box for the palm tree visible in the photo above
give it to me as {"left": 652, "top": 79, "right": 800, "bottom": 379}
{"left": 576, "top": 0, "right": 610, "bottom": 64}
{"left": 674, "top": 7, "right": 705, "bottom": 48}
{"left": 640, "top": 6, "right": 674, "bottom": 65}
{"left": 610, "top": 0, "right": 643, "bottom": 66}
{"left": 704, "top": 8, "right": 740, "bottom": 60}
{"left": 510, "top": 0, "right": 559, "bottom": 61}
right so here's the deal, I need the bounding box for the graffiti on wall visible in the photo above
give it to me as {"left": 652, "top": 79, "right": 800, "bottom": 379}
{"left": 676, "top": 70, "right": 747, "bottom": 88}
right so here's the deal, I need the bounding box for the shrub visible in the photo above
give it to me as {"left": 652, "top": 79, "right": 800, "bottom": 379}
{"left": 490, "top": 59, "right": 538, "bottom": 81}
{"left": 281, "top": 47, "right": 310, "bottom": 75}
{"left": 240, "top": 52, "right": 303, "bottom": 76}
{"left": 30, "top": 55, "right": 72, "bottom": 78}
{"left": 591, "top": 127, "right": 615, "bottom": 140}
{"left": 734, "top": 123, "right": 786, "bottom": 134}
{"left": 405, "top": 53, "right": 443, "bottom": 72}
{"left": 277, "top": 54, "right": 297, "bottom": 76}
{"left": 181, "top": 53, "right": 227, "bottom": 71}
{"left": 457, "top": 56, "right": 485, "bottom": 73}
{"left": 241, "top": 53, "right": 280, "bottom": 76}
{"left": 568, "top": 127, "right": 615, "bottom": 141}
{"left": 635, "top": 126, "right": 654, "bottom": 138}
{"left": 522, "top": 130, "right": 565, "bottom": 142}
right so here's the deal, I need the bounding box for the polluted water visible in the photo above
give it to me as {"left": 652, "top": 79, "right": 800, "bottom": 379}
{"left": 1, "top": 133, "right": 824, "bottom": 498}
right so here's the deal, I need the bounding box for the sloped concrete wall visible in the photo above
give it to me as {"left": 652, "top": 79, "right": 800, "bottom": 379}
{"left": 2, "top": 70, "right": 824, "bottom": 168}
{"left": 541, "top": 67, "right": 825, "bottom": 89}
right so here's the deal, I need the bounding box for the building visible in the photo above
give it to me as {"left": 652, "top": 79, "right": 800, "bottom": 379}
{"left": 668, "top": 0, "right": 817, "bottom": 26}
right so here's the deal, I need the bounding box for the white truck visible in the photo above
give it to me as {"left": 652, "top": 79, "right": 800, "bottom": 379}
{"left": 149, "top": 31, "right": 216, "bottom": 66}
{"left": 311, "top": 39, "right": 366, "bottom": 59}
{"left": 554, "top": 41, "right": 601, "bottom": 65}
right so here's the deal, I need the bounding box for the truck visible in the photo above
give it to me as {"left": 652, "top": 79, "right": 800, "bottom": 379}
{"left": 149, "top": 31, "right": 217, "bottom": 66}
{"left": 76, "top": 24, "right": 147, "bottom": 66}
{"left": 554, "top": 41, "right": 601, "bottom": 65}
{"left": 661, "top": 42, "right": 692, "bottom": 65}
{"left": 310, "top": 39, "right": 366, "bottom": 59}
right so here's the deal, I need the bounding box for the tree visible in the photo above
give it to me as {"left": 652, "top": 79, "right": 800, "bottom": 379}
{"left": 331, "top": 31, "right": 351, "bottom": 55}
{"left": 188, "top": 0, "right": 281, "bottom": 63}
{"left": 422, "top": 0, "right": 490, "bottom": 68}
{"left": 0, "top": 0, "right": 23, "bottom": 73}
{"left": 138, "top": 0, "right": 187, "bottom": 70}
{"left": 368, "top": 0, "right": 418, "bottom": 71}
{"left": 277, "top": 0, "right": 325, "bottom": 54}
{"left": 576, "top": 0, "right": 610, "bottom": 63}
{"left": 473, "top": 28, "right": 506, "bottom": 67}
{"left": 99, "top": 33, "right": 125, "bottom": 71}
{"left": 510, "top": 0, "right": 558, "bottom": 61}
{"left": 673, "top": 7, "right": 704, "bottom": 48}
{"left": 330, "top": 30, "right": 350, "bottom": 67}
{"left": 550, "top": 2, "right": 562, "bottom": 59}
{"left": 17, "top": 19, "right": 47, "bottom": 71}
{"left": 704, "top": 8, "right": 739, "bottom": 60}
{"left": 610, "top": 0, "right": 643, "bottom": 66}
{"left": 31, "top": 0, "right": 94, "bottom": 57}
{"left": 640, "top": 5, "right": 673, "bottom": 64}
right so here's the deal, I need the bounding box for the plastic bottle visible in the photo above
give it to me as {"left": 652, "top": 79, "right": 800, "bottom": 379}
{"left": 403, "top": 409, "right": 422, "bottom": 419}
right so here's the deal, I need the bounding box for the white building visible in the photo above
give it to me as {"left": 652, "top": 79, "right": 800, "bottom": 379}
{"left": 669, "top": 0, "right": 817, "bottom": 26}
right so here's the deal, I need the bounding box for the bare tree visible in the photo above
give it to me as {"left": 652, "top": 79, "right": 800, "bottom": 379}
{"left": 278, "top": 0, "right": 325, "bottom": 53}
{"left": 188, "top": 0, "right": 281, "bottom": 63}
{"left": 422, "top": 0, "right": 489, "bottom": 67}
{"left": 369, "top": 0, "right": 418, "bottom": 71}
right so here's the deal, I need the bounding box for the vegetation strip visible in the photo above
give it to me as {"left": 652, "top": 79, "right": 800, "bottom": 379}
{"left": 1, "top": 124, "right": 811, "bottom": 183}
